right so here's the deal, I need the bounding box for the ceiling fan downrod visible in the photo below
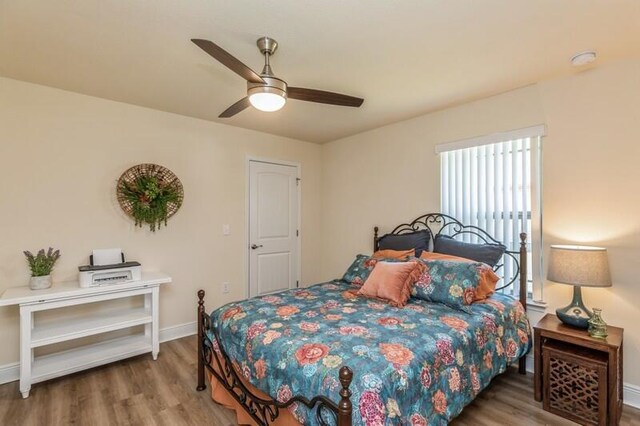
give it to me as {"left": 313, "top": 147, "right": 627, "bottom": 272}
{"left": 257, "top": 36, "right": 278, "bottom": 76}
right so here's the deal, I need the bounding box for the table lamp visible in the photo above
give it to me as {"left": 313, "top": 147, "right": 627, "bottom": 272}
{"left": 547, "top": 245, "right": 611, "bottom": 329}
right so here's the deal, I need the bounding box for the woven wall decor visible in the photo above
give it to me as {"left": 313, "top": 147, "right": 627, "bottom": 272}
{"left": 116, "top": 164, "right": 184, "bottom": 231}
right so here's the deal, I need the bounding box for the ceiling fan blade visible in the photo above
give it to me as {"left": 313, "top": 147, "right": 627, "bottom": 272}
{"left": 191, "top": 39, "right": 265, "bottom": 84}
{"left": 219, "top": 97, "right": 251, "bottom": 118}
{"left": 287, "top": 87, "right": 364, "bottom": 107}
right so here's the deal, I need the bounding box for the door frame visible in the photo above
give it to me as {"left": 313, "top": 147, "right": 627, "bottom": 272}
{"left": 245, "top": 157, "right": 302, "bottom": 299}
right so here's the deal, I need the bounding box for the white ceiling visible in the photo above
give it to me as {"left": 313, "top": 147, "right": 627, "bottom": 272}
{"left": 1, "top": 1, "right": 639, "bottom": 143}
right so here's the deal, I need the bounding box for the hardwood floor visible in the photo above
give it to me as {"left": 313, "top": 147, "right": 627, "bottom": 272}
{"left": 1, "top": 335, "right": 638, "bottom": 425}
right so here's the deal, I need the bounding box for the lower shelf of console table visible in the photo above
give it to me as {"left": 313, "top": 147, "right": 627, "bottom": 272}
{"left": 32, "top": 334, "right": 152, "bottom": 385}
{"left": 0, "top": 272, "right": 171, "bottom": 398}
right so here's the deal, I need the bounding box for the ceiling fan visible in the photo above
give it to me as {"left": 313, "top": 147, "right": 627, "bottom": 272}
{"left": 191, "top": 37, "right": 364, "bottom": 118}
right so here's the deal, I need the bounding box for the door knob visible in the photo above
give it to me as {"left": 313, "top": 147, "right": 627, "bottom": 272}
{"left": 251, "top": 244, "right": 263, "bottom": 250}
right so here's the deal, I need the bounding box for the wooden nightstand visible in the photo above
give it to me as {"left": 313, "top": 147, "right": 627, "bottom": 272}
{"left": 534, "top": 313, "right": 623, "bottom": 426}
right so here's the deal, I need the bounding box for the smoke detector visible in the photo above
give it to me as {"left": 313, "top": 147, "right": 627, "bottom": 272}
{"left": 571, "top": 51, "right": 597, "bottom": 67}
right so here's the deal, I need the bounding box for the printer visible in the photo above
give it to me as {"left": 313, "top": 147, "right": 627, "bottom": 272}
{"left": 78, "top": 249, "right": 142, "bottom": 288}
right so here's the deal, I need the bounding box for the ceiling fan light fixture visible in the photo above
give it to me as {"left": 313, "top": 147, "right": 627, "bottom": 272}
{"left": 249, "top": 91, "right": 286, "bottom": 112}
{"left": 248, "top": 85, "right": 286, "bottom": 112}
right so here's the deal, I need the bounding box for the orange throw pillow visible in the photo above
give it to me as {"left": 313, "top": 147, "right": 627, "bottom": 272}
{"left": 358, "top": 261, "right": 425, "bottom": 307}
{"left": 420, "top": 251, "right": 499, "bottom": 301}
{"left": 372, "top": 249, "right": 415, "bottom": 260}
{"left": 419, "top": 252, "right": 471, "bottom": 262}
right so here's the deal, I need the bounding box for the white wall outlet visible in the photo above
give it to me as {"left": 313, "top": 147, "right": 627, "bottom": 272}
{"left": 223, "top": 224, "right": 231, "bottom": 235}
{"left": 222, "top": 282, "right": 230, "bottom": 294}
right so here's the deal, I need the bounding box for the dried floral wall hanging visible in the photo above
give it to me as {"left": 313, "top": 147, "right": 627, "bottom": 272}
{"left": 117, "top": 164, "right": 184, "bottom": 231}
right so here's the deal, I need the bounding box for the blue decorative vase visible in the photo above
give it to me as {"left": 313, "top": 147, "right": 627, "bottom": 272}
{"left": 556, "top": 286, "right": 591, "bottom": 329}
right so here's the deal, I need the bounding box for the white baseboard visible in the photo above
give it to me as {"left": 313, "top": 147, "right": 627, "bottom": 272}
{"left": 159, "top": 321, "right": 196, "bottom": 343}
{"left": 625, "top": 383, "right": 640, "bottom": 409}
{"left": 0, "top": 321, "right": 198, "bottom": 386}
{"left": 526, "top": 353, "right": 534, "bottom": 372}
{"left": 0, "top": 362, "right": 19, "bottom": 386}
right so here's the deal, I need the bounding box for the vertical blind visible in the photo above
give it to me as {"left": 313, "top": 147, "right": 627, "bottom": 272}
{"left": 438, "top": 127, "right": 544, "bottom": 298}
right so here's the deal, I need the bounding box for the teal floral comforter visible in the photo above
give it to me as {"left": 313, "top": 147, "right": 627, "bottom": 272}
{"left": 209, "top": 281, "right": 531, "bottom": 425}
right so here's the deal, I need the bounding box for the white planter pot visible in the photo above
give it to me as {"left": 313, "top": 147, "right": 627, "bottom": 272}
{"left": 30, "top": 275, "right": 52, "bottom": 290}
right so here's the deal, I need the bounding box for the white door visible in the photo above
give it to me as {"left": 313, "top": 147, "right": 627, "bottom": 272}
{"left": 248, "top": 160, "right": 299, "bottom": 298}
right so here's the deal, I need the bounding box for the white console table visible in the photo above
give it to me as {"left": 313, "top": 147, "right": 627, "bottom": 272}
{"left": 0, "top": 272, "right": 171, "bottom": 398}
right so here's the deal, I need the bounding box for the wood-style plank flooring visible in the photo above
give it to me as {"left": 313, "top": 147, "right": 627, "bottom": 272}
{"left": 1, "top": 335, "right": 638, "bottom": 425}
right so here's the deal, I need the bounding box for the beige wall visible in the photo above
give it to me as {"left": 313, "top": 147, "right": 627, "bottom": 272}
{"left": 0, "top": 77, "right": 323, "bottom": 365}
{"left": 321, "top": 58, "right": 640, "bottom": 388}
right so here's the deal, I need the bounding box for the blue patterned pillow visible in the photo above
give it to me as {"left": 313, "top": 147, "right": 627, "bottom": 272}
{"left": 411, "top": 258, "right": 486, "bottom": 312}
{"left": 340, "top": 254, "right": 379, "bottom": 286}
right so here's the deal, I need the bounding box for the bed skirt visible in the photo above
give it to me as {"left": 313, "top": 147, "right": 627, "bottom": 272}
{"left": 207, "top": 362, "right": 301, "bottom": 426}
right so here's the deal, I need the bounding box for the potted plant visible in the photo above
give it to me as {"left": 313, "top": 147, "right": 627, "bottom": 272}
{"left": 23, "top": 248, "right": 61, "bottom": 290}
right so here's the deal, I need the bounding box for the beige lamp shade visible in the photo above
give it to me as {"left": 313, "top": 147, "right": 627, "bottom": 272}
{"left": 547, "top": 245, "right": 612, "bottom": 287}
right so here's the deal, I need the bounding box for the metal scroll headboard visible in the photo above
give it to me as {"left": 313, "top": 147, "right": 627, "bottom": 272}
{"left": 373, "top": 213, "right": 527, "bottom": 292}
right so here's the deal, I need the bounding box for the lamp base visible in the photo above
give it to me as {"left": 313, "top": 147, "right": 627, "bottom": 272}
{"left": 556, "top": 286, "right": 592, "bottom": 329}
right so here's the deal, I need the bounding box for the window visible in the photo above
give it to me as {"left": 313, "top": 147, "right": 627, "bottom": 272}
{"left": 437, "top": 125, "right": 544, "bottom": 301}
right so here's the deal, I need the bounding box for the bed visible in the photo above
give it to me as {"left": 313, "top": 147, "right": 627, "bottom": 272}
{"left": 196, "top": 213, "right": 532, "bottom": 426}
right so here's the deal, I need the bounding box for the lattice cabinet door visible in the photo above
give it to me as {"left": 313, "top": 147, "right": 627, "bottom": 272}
{"left": 543, "top": 341, "right": 608, "bottom": 426}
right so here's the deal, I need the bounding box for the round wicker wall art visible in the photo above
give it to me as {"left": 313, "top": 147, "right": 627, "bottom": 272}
{"left": 116, "top": 164, "right": 184, "bottom": 232}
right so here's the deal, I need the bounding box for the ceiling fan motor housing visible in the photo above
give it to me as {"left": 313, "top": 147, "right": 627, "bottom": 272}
{"left": 247, "top": 76, "right": 287, "bottom": 99}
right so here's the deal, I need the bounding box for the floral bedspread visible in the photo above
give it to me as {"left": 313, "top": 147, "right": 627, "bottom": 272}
{"left": 209, "top": 281, "right": 531, "bottom": 425}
